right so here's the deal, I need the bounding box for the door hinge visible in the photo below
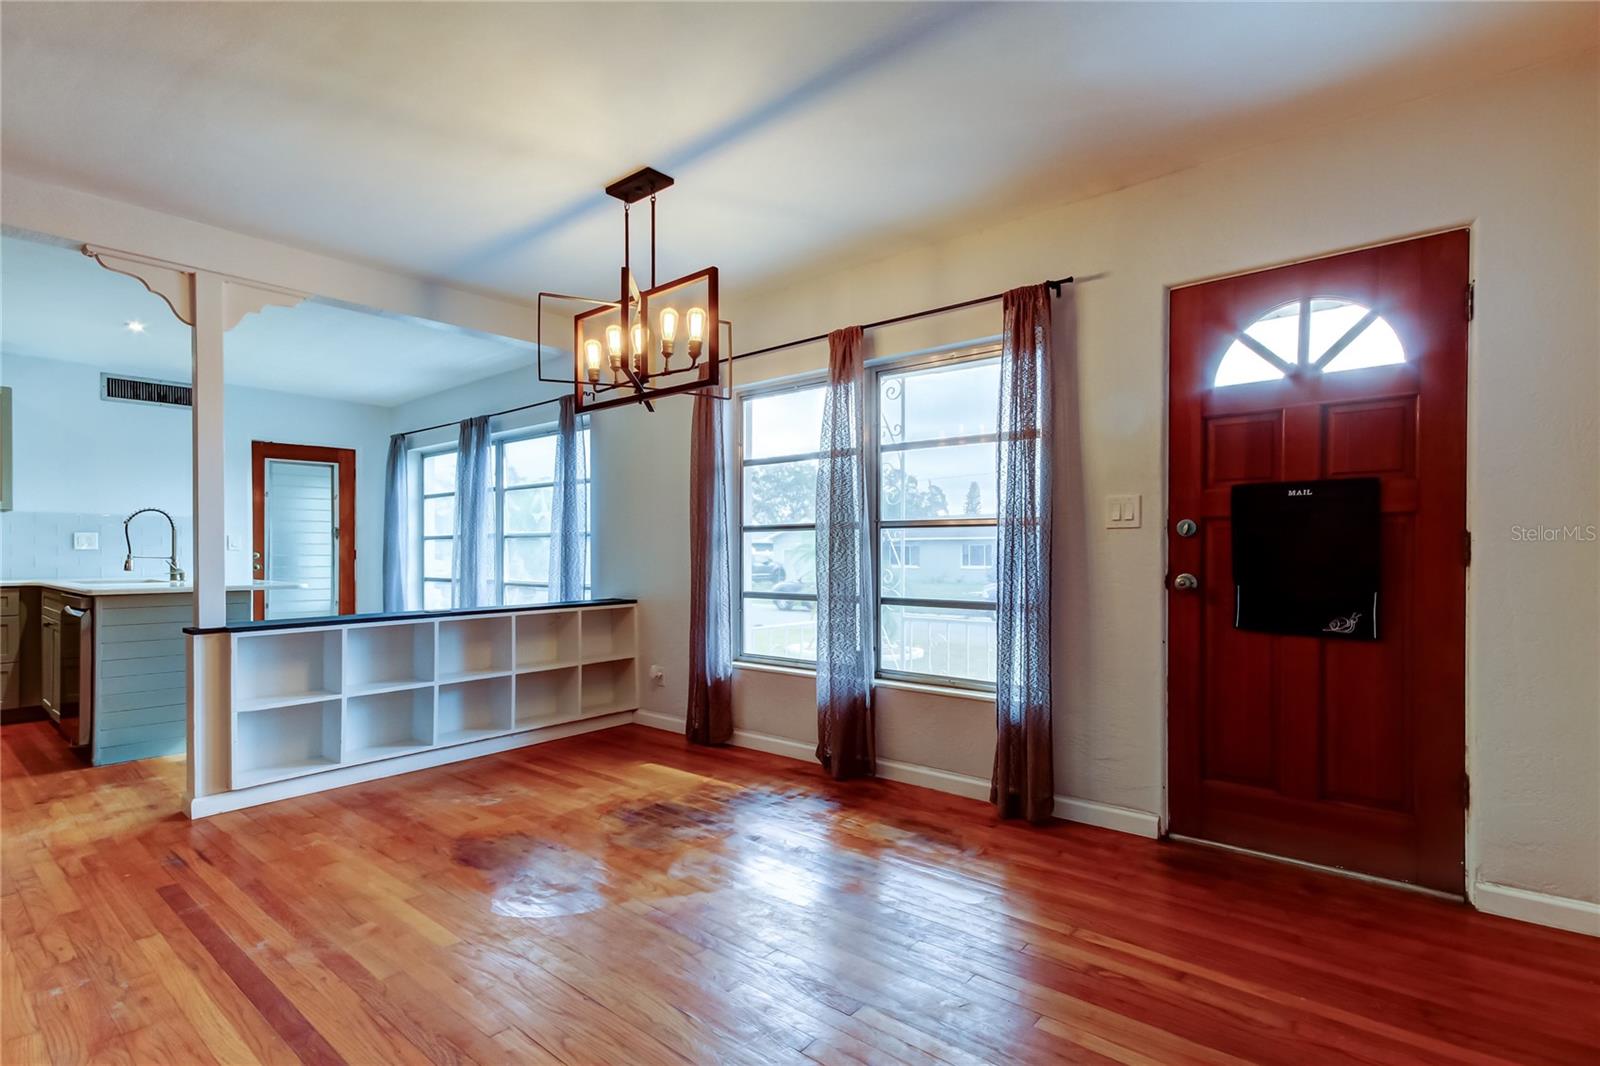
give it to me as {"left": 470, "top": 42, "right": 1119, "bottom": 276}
{"left": 1463, "top": 529, "right": 1472, "bottom": 567}
{"left": 1461, "top": 772, "right": 1471, "bottom": 809}
{"left": 1465, "top": 282, "right": 1475, "bottom": 322}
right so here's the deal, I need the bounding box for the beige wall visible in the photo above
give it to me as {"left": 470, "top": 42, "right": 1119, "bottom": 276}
{"left": 604, "top": 52, "right": 1600, "bottom": 909}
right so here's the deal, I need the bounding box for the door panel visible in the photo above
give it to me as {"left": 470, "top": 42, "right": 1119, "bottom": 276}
{"left": 251, "top": 442, "right": 357, "bottom": 619}
{"left": 1168, "top": 231, "right": 1468, "bottom": 893}
{"left": 265, "top": 459, "right": 338, "bottom": 619}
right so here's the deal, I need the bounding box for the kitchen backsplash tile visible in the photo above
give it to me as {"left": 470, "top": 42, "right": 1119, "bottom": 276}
{"left": 0, "top": 510, "right": 195, "bottom": 579}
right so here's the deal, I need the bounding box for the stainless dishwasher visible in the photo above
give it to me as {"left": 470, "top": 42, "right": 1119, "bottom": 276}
{"left": 40, "top": 592, "right": 92, "bottom": 747}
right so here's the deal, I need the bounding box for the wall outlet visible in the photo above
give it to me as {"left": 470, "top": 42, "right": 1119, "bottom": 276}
{"left": 72, "top": 531, "right": 99, "bottom": 551}
{"left": 649, "top": 665, "right": 665, "bottom": 687}
{"left": 1106, "top": 494, "right": 1142, "bottom": 529}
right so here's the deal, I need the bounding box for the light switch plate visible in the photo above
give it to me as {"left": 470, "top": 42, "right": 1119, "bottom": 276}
{"left": 226, "top": 534, "right": 242, "bottom": 551}
{"left": 72, "top": 531, "right": 99, "bottom": 550}
{"left": 1106, "top": 494, "right": 1142, "bottom": 529}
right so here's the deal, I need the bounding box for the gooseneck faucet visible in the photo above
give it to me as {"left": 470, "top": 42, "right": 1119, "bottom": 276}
{"left": 123, "top": 508, "right": 185, "bottom": 582}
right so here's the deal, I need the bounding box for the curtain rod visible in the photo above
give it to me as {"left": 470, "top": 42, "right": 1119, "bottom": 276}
{"left": 396, "top": 393, "right": 569, "bottom": 440}
{"left": 395, "top": 275, "right": 1072, "bottom": 437}
{"left": 730, "top": 275, "right": 1073, "bottom": 362}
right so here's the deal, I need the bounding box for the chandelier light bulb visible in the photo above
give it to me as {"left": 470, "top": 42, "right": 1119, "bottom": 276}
{"left": 658, "top": 307, "right": 678, "bottom": 370}
{"left": 631, "top": 321, "right": 648, "bottom": 379}
{"left": 583, "top": 338, "right": 603, "bottom": 384}
{"left": 686, "top": 306, "right": 707, "bottom": 366}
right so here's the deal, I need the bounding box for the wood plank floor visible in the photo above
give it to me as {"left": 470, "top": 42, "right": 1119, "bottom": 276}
{"left": 2, "top": 720, "right": 1595, "bottom": 1065}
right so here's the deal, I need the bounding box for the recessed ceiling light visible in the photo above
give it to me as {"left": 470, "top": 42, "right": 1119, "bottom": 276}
{"left": 125, "top": 320, "right": 147, "bottom": 334}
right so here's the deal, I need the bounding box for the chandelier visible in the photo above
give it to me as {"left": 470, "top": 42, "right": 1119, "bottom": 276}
{"left": 537, "top": 167, "right": 723, "bottom": 413}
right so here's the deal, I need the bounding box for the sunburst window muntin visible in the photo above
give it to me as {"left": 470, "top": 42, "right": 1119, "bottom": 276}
{"left": 1213, "top": 297, "right": 1405, "bottom": 388}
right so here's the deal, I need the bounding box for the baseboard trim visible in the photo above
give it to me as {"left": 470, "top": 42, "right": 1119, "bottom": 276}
{"left": 1053, "top": 795, "right": 1162, "bottom": 839}
{"left": 632, "top": 709, "right": 1160, "bottom": 839}
{"left": 187, "top": 711, "right": 636, "bottom": 819}
{"left": 1473, "top": 881, "right": 1600, "bottom": 937}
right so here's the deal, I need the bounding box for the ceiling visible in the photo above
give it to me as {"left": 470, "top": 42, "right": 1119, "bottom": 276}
{"left": 3, "top": 3, "right": 1593, "bottom": 305}
{"left": 0, "top": 234, "right": 536, "bottom": 406}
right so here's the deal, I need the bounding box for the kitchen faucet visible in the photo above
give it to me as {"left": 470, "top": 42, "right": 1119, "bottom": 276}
{"left": 123, "top": 508, "right": 185, "bottom": 582}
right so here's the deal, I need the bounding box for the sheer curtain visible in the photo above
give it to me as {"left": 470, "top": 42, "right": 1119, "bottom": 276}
{"left": 382, "top": 433, "right": 410, "bottom": 611}
{"left": 685, "top": 391, "right": 733, "bottom": 745}
{"left": 547, "top": 396, "right": 588, "bottom": 602}
{"left": 814, "top": 325, "right": 875, "bottom": 779}
{"left": 453, "top": 415, "right": 495, "bottom": 609}
{"left": 992, "top": 284, "right": 1054, "bottom": 822}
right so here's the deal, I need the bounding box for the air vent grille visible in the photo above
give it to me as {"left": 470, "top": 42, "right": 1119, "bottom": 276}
{"left": 101, "top": 374, "right": 192, "bottom": 409}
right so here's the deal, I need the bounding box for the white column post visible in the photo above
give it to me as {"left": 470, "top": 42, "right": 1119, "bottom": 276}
{"left": 191, "top": 271, "right": 228, "bottom": 627}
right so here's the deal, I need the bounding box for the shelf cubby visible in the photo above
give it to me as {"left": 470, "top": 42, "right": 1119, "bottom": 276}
{"left": 344, "top": 687, "right": 434, "bottom": 764}
{"left": 345, "top": 622, "right": 434, "bottom": 693}
{"left": 235, "top": 630, "right": 342, "bottom": 708}
{"left": 515, "top": 666, "right": 580, "bottom": 726}
{"left": 221, "top": 605, "right": 638, "bottom": 797}
{"left": 581, "top": 657, "right": 638, "bottom": 716}
{"left": 438, "top": 616, "right": 514, "bottom": 681}
{"left": 437, "top": 675, "right": 513, "bottom": 745}
{"left": 515, "top": 611, "right": 579, "bottom": 669}
{"left": 580, "top": 606, "right": 636, "bottom": 663}
{"left": 233, "top": 698, "right": 341, "bottom": 788}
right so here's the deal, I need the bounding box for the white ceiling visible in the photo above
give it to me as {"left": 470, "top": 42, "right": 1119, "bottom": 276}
{"left": 0, "top": 234, "right": 536, "bottom": 406}
{"left": 3, "top": 3, "right": 1593, "bottom": 304}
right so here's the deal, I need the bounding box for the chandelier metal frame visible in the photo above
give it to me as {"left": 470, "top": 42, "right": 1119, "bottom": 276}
{"left": 536, "top": 167, "right": 730, "bottom": 414}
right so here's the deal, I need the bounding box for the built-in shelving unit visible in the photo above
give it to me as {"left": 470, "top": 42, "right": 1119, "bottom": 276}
{"left": 226, "top": 604, "right": 637, "bottom": 790}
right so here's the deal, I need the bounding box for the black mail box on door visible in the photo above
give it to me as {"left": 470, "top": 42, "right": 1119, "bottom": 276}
{"left": 1231, "top": 478, "right": 1380, "bottom": 641}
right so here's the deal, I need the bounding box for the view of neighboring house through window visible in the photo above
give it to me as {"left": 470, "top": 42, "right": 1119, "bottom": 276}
{"left": 417, "top": 425, "right": 591, "bottom": 609}
{"left": 735, "top": 348, "right": 1000, "bottom": 687}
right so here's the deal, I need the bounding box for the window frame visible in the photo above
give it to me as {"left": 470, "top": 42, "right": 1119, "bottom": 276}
{"left": 413, "top": 420, "right": 592, "bottom": 609}
{"left": 732, "top": 342, "right": 1001, "bottom": 692}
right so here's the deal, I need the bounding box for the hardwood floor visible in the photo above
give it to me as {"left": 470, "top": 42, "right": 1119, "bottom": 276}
{"left": 2, "top": 721, "right": 1595, "bottom": 1065}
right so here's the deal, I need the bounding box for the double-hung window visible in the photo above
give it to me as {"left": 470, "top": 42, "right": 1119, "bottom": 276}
{"left": 734, "top": 346, "right": 1000, "bottom": 688}
{"left": 416, "top": 424, "right": 592, "bottom": 609}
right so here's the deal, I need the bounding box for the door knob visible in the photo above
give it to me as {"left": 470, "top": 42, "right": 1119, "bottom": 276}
{"left": 1173, "top": 573, "right": 1199, "bottom": 591}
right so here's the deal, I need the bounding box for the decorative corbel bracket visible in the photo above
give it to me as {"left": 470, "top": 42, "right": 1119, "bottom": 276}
{"left": 82, "top": 245, "right": 310, "bottom": 330}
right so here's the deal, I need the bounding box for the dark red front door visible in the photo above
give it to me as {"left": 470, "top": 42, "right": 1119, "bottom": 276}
{"left": 1167, "top": 231, "right": 1469, "bottom": 893}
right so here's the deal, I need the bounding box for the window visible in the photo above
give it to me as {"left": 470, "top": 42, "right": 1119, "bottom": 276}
{"left": 961, "top": 542, "right": 994, "bottom": 569}
{"left": 416, "top": 425, "right": 591, "bottom": 610}
{"left": 876, "top": 355, "right": 998, "bottom": 686}
{"left": 1214, "top": 298, "right": 1405, "bottom": 387}
{"left": 737, "top": 385, "right": 824, "bottom": 664}
{"left": 735, "top": 349, "right": 1000, "bottom": 688}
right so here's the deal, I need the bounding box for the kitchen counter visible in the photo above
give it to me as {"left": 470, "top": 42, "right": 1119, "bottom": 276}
{"left": 1, "top": 578, "right": 301, "bottom": 597}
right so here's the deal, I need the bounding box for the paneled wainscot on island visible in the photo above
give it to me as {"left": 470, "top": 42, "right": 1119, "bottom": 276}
{"left": 182, "top": 599, "right": 638, "bottom": 817}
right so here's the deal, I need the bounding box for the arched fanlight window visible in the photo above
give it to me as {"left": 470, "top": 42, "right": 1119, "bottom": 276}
{"left": 1214, "top": 298, "right": 1405, "bottom": 388}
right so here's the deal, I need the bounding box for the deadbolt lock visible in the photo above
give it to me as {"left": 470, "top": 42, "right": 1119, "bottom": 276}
{"left": 1175, "top": 518, "right": 1198, "bottom": 537}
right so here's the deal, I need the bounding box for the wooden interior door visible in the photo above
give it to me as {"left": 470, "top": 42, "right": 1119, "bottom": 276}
{"left": 251, "top": 442, "right": 357, "bottom": 620}
{"left": 1167, "top": 231, "right": 1469, "bottom": 893}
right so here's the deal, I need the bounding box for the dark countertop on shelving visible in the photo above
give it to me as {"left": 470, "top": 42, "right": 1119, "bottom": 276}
{"left": 182, "top": 598, "right": 636, "bottom": 636}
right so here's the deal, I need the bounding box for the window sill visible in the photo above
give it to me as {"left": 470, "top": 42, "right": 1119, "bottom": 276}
{"left": 731, "top": 660, "right": 994, "bottom": 704}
